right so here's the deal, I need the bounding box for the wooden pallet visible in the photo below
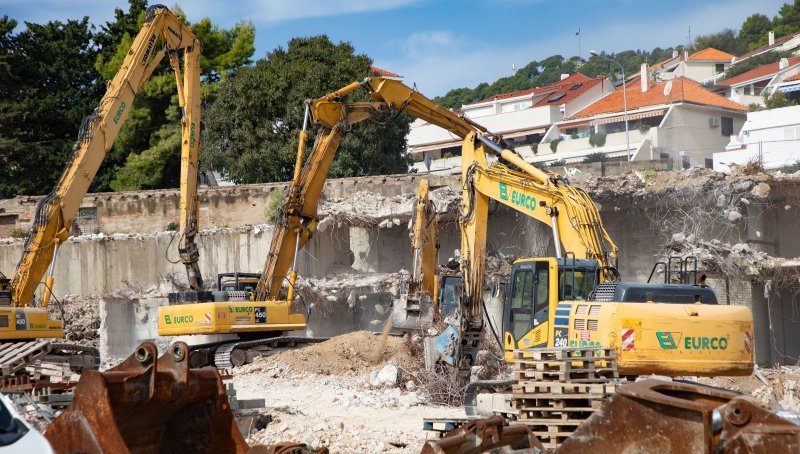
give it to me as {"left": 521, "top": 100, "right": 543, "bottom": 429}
{"left": 512, "top": 347, "right": 620, "bottom": 449}
{"left": 514, "top": 347, "right": 618, "bottom": 383}
{"left": 0, "top": 341, "right": 52, "bottom": 376}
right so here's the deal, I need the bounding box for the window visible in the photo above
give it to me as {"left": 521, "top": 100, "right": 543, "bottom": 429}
{"left": 547, "top": 93, "right": 566, "bottom": 103}
{"left": 715, "top": 63, "right": 725, "bottom": 74}
{"left": 510, "top": 269, "right": 534, "bottom": 339}
{"left": 534, "top": 265, "right": 549, "bottom": 313}
{"left": 569, "top": 83, "right": 583, "bottom": 91}
{"left": 705, "top": 158, "right": 713, "bottom": 169}
{"left": 559, "top": 268, "right": 596, "bottom": 301}
{"left": 721, "top": 117, "right": 733, "bottom": 136}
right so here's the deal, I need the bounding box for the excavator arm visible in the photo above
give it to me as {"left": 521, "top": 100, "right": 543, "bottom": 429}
{"left": 9, "top": 5, "right": 202, "bottom": 307}
{"left": 254, "top": 102, "right": 387, "bottom": 300}
{"left": 391, "top": 179, "right": 441, "bottom": 331}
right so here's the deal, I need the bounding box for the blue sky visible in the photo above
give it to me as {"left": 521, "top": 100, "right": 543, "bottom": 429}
{"left": 1, "top": 0, "right": 786, "bottom": 95}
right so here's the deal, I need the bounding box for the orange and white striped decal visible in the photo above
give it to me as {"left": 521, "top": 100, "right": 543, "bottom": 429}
{"left": 205, "top": 312, "right": 212, "bottom": 324}
{"left": 621, "top": 328, "right": 635, "bottom": 351}
{"left": 744, "top": 331, "right": 753, "bottom": 353}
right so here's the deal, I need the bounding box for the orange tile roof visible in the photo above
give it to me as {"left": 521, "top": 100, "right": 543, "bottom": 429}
{"left": 785, "top": 73, "right": 800, "bottom": 82}
{"left": 571, "top": 77, "right": 747, "bottom": 118}
{"left": 688, "top": 47, "right": 735, "bottom": 61}
{"left": 473, "top": 73, "right": 592, "bottom": 104}
{"left": 370, "top": 66, "right": 401, "bottom": 78}
{"left": 718, "top": 56, "right": 800, "bottom": 86}
{"left": 531, "top": 76, "right": 605, "bottom": 108}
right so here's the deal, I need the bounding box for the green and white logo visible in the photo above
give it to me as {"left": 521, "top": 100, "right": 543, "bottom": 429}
{"left": 499, "top": 182, "right": 508, "bottom": 200}
{"left": 656, "top": 332, "right": 679, "bottom": 349}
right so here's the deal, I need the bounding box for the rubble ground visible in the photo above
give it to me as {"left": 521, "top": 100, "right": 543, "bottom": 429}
{"left": 233, "top": 331, "right": 462, "bottom": 453}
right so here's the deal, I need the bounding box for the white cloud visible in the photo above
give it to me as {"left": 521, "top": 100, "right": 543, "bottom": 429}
{"left": 399, "top": 31, "right": 467, "bottom": 59}
{"left": 243, "top": 0, "right": 424, "bottom": 23}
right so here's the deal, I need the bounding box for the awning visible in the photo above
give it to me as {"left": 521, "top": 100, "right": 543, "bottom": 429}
{"left": 590, "top": 109, "right": 666, "bottom": 126}
{"left": 560, "top": 120, "right": 591, "bottom": 129}
{"left": 777, "top": 83, "right": 800, "bottom": 93}
{"left": 502, "top": 127, "right": 547, "bottom": 139}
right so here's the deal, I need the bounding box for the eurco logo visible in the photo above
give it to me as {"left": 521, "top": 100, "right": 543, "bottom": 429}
{"left": 498, "top": 182, "right": 536, "bottom": 211}
{"left": 499, "top": 182, "right": 509, "bottom": 200}
{"left": 656, "top": 332, "right": 728, "bottom": 350}
{"left": 164, "top": 315, "right": 193, "bottom": 325}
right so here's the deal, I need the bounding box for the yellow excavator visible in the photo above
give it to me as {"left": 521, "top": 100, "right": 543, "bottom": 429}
{"left": 159, "top": 76, "right": 753, "bottom": 383}
{"left": 0, "top": 5, "right": 202, "bottom": 363}
{"left": 391, "top": 179, "right": 461, "bottom": 331}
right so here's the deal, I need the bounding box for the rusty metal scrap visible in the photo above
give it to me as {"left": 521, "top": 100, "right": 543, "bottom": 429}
{"left": 420, "top": 415, "right": 542, "bottom": 454}
{"left": 250, "top": 443, "right": 329, "bottom": 454}
{"left": 557, "top": 378, "right": 800, "bottom": 453}
{"left": 45, "top": 341, "right": 248, "bottom": 454}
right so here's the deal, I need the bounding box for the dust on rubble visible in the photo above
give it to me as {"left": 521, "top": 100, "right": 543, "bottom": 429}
{"left": 237, "top": 331, "right": 411, "bottom": 377}
{"left": 686, "top": 366, "right": 800, "bottom": 412}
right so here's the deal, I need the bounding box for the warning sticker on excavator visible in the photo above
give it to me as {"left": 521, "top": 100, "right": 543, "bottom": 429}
{"left": 621, "top": 328, "right": 635, "bottom": 351}
{"left": 622, "top": 319, "right": 641, "bottom": 329}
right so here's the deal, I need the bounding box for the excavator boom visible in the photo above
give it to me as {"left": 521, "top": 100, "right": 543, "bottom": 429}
{"left": 8, "top": 5, "right": 203, "bottom": 314}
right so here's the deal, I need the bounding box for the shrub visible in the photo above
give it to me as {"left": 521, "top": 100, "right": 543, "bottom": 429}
{"left": 10, "top": 228, "right": 27, "bottom": 239}
{"left": 549, "top": 139, "right": 561, "bottom": 153}
{"left": 531, "top": 143, "right": 539, "bottom": 155}
{"left": 582, "top": 152, "right": 608, "bottom": 163}
{"left": 588, "top": 132, "right": 607, "bottom": 148}
{"left": 166, "top": 222, "right": 178, "bottom": 231}
{"left": 781, "top": 160, "right": 800, "bottom": 174}
{"left": 548, "top": 159, "right": 567, "bottom": 168}
{"left": 265, "top": 189, "right": 286, "bottom": 223}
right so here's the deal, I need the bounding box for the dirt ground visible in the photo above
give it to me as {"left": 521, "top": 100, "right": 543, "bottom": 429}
{"left": 233, "top": 331, "right": 462, "bottom": 453}
{"left": 230, "top": 331, "right": 800, "bottom": 453}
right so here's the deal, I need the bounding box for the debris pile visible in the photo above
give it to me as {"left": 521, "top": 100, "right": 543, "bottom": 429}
{"left": 663, "top": 237, "right": 800, "bottom": 279}
{"left": 238, "top": 331, "right": 410, "bottom": 377}
{"left": 317, "top": 186, "right": 459, "bottom": 228}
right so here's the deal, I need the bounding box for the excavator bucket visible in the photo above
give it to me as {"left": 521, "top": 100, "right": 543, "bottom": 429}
{"left": 45, "top": 341, "right": 248, "bottom": 454}
{"left": 558, "top": 379, "right": 800, "bottom": 453}
{"left": 391, "top": 291, "right": 435, "bottom": 332}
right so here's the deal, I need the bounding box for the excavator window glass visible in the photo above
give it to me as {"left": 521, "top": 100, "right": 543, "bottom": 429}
{"left": 559, "top": 268, "right": 595, "bottom": 301}
{"left": 510, "top": 269, "right": 533, "bottom": 339}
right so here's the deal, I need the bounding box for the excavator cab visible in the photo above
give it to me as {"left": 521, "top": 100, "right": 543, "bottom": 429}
{"left": 500, "top": 257, "right": 752, "bottom": 376}
{"left": 438, "top": 274, "right": 462, "bottom": 319}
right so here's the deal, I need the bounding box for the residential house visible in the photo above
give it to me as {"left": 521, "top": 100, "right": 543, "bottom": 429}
{"left": 717, "top": 56, "right": 800, "bottom": 106}
{"left": 407, "top": 73, "right": 614, "bottom": 173}
{"left": 656, "top": 48, "right": 735, "bottom": 83}
{"left": 736, "top": 31, "right": 800, "bottom": 63}
{"left": 714, "top": 104, "right": 800, "bottom": 171}
{"left": 542, "top": 68, "right": 748, "bottom": 168}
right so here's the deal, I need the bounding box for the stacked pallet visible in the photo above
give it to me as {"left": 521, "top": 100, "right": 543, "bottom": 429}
{"left": 25, "top": 360, "right": 73, "bottom": 383}
{"left": 512, "top": 347, "right": 619, "bottom": 449}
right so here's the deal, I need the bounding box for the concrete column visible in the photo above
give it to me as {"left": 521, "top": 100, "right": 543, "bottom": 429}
{"left": 745, "top": 202, "right": 776, "bottom": 255}
{"left": 749, "top": 282, "right": 772, "bottom": 367}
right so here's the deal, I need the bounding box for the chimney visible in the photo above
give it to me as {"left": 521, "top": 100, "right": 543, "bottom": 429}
{"left": 672, "top": 50, "right": 678, "bottom": 58}
{"left": 780, "top": 57, "right": 789, "bottom": 69}
{"left": 684, "top": 50, "right": 689, "bottom": 60}
{"left": 769, "top": 31, "right": 775, "bottom": 46}
{"left": 641, "top": 63, "right": 648, "bottom": 92}
{"left": 560, "top": 73, "right": 569, "bottom": 81}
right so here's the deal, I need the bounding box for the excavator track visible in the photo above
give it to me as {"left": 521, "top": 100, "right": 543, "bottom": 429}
{"left": 186, "top": 336, "right": 330, "bottom": 369}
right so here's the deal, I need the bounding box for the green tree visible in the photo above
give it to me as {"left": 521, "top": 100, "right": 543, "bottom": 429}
{"left": 722, "top": 50, "right": 794, "bottom": 79}
{"left": 95, "top": 4, "right": 255, "bottom": 191}
{"left": 202, "top": 35, "right": 412, "bottom": 184}
{"left": 739, "top": 14, "right": 773, "bottom": 50}
{"left": 0, "top": 16, "right": 102, "bottom": 198}
{"left": 774, "top": 0, "right": 800, "bottom": 39}
{"left": 763, "top": 91, "right": 794, "bottom": 109}
{"left": 692, "top": 29, "right": 748, "bottom": 56}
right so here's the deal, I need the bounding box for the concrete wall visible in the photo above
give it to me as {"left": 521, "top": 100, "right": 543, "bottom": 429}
{"left": 3, "top": 172, "right": 800, "bottom": 364}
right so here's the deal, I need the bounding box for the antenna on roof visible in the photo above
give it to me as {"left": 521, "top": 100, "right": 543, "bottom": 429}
{"left": 510, "top": 63, "right": 518, "bottom": 76}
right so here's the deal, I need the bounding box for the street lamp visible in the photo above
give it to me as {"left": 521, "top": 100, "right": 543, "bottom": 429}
{"left": 590, "top": 50, "right": 631, "bottom": 161}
